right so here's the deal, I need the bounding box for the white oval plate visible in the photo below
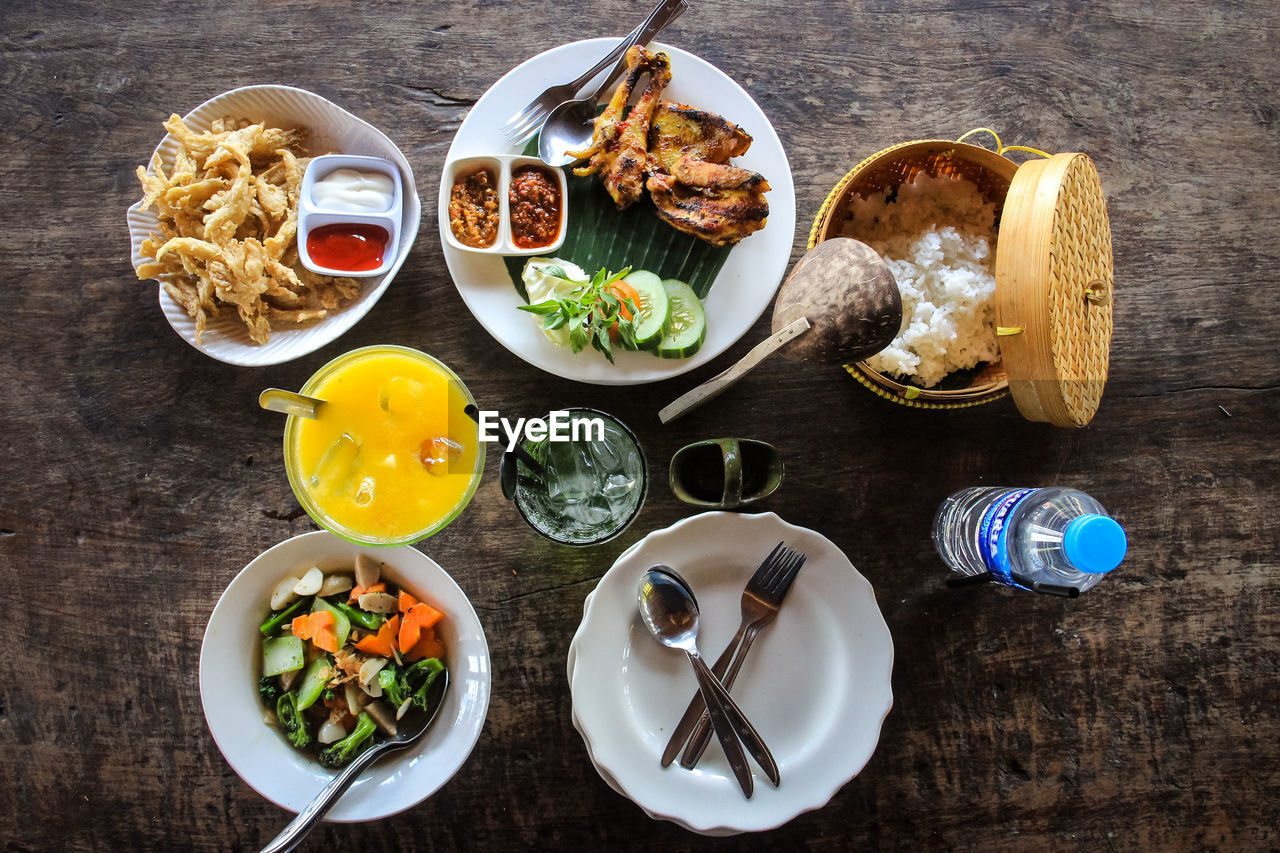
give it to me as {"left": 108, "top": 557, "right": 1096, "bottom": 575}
{"left": 127, "top": 85, "right": 422, "bottom": 366}
{"left": 199, "top": 531, "right": 490, "bottom": 822}
{"left": 440, "top": 39, "right": 796, "bottom": 385}
{"left": 568, "top": 512, "right": 893, "bottom": 835}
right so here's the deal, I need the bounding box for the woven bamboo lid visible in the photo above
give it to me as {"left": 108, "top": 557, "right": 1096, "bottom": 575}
{"left": 994, "top": 152, "right": 1114, "bottom": 428}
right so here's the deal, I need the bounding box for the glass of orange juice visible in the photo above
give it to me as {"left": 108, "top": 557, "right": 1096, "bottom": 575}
{"left": 284, "top": 345, "right": 484, "bottom": 545}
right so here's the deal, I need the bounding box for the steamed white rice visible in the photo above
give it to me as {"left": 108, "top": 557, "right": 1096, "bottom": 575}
{"left": 839, "top": 174, "right": 999, "bottom": 388}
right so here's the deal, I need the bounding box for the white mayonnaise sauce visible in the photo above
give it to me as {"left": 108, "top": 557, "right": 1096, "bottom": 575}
{"left": 312, "top": 168, "right": 395, "bottom": 212}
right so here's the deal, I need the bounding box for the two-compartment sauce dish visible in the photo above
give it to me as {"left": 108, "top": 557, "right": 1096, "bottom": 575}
{"left": 440, "top": 155, "right": 568, "bottom": 256}
{"left": 299, "top": 154, "right": 403, "bottom": 277}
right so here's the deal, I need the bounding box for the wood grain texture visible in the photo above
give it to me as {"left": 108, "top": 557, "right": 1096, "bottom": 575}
{"left": 1, "top": 0, "right": 1277, "bottom": 850}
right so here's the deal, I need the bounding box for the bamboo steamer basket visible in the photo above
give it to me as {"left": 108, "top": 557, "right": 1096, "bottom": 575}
{"left": 809, "top": 129, "right": 1114, "bottom": 428}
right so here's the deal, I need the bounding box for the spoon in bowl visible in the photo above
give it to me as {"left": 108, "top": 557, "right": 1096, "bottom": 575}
{"left": 260, "top": 671, "right": 450, "bottom": 853}
{"left": 637, "top": 567, "right": 779, "bottom": 797}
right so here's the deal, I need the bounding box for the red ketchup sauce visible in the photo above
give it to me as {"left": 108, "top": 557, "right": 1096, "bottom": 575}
{"left": 307, "top": 223, "right": 389, "bottom": 272}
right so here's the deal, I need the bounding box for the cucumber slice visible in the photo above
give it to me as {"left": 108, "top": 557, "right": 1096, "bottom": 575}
{"left": 262, "top": 635, "right": 305, "bottom": 676}
{"left": 622, "top": 270, "right": 670, "bottom": 348}
{"left": 656, "top": 279, "right": 706, "bottom": 359}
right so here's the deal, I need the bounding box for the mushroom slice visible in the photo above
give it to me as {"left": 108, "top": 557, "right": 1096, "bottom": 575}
{"left": 364, "top": 700, "right": 398, "bottom": 736}
{"left": 343, "top": 682, "right": 365, "bottom": 715}
{"left": 319, "top": 573, "right": 354, "bottom": 597}
{"left": 355, "top": 554, "right": 382, "bottom": 588}
{"left": 358, "top": 656, "right": 389, "bottom": 686}
{"left": 293, "top": 566, "right": 324, "bottom": 596}
{"left": 358, "top": 592, "right": 398, "bottom": 614}
{"left": 270, "top": 576, "right": 301, "bottom": 610}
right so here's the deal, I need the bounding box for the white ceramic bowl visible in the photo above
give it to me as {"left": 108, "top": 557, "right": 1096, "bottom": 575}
{"left": 439, "top": 154, "right": 568, "bottom": 256}
{"left": 199, "top": 531, "right": 490, "bottom": 821}
{"left": 126, "top": 85, "right": 422, "bottom": 366}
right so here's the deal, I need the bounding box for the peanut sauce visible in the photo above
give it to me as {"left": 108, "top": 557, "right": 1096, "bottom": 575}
{"left": 448, "top": 168, "right": 499, "bottom": 248}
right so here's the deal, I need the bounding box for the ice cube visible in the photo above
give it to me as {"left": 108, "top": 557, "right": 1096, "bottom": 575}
{"left": 309, "top": 433, "right": 361, "bottom": 497}
{"left": 602, "top": 472, "right": 635, "bottom": 501}
{"left": 354, "top": 476, "right": 375, "bottom": 507}
{"left": 544, "top": 440, "right": 599, "bottom": 501}
{"left": 419, "top": 436, "right": 464, "bottom": 475}
{"left": 378, "top": 378, "right": 426, "bottom": 416}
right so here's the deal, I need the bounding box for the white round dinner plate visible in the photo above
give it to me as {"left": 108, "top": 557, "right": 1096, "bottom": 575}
{"left": 199, "top": 531, "right": 490, "bottom": 821}
{"left": 568, "top": 512, "right": 893, "bottom": 835}
{"left": 440, "top": 39, "right": 796, "bottom": 385}
{"left": 127, "top": 85, "right": 422, "bottom": 366}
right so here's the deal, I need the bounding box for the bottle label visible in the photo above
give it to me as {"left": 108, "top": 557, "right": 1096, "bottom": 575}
{"left": 977, "top": 488, "right": 1036, "bottom": 589}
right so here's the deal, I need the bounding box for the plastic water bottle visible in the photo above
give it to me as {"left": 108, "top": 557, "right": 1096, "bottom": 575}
{"left": 932, "top": 487, "right": 1128, "bottom": 595}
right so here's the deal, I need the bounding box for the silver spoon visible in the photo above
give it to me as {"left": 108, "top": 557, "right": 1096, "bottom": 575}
{"left": 637, "top": 567, "right": 779, "bottom": 797}
{"left": 259, "top": 388, "right": 325, "bottom": 419}
{"left": 537, "top": 0, "right": 688, "bottom": 167}
{"left": 260, "top": 672, "right": 449, "bottom": 853}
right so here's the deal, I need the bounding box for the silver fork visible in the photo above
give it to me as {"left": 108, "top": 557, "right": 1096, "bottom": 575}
{"left": 660, "top": 543, "right": 808, "bottom": 768}
{"left": 497, "top": 0, "right": 687, "bottom": 146}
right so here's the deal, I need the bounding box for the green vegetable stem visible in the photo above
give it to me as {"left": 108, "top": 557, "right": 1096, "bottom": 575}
{"left": 259, "top": 597, "right": 311, "bottom": 636}
{"left": 331, "top": 599, "right": 384, "bottom": 631}
{"left": 319, "top": 711, "right": 377, "bottom": 768}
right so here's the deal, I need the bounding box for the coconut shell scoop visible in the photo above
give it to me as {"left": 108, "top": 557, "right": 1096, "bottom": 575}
{"left": 659, "top": 238, "right": 901, "bottom": 424}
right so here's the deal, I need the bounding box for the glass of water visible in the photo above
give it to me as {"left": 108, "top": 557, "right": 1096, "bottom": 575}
{"left": 510, "top": 408, "right": 648, "bottom": 546}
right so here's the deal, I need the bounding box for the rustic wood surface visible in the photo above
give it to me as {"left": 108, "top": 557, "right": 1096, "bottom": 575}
{"left": 1, "top": 0, "right": 1277, "bottom": 850}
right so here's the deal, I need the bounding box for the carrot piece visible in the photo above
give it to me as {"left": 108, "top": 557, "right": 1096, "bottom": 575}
{"left": 291, "top": 610, "right": 339, "bottom": 653}
{"left": 397, "top": 589, "right": 418, "bottom": 613}
{"left": 349, "top": 581, "right": 386, "bottom": 605}
{"left": 405, "top": 627, "right": 446, "bottom": 662}
{"left": 398, "top": 602, "right": 444, "bottom": 654}
{"left": 354, "top": 614, "right": 400, "bottom": 657}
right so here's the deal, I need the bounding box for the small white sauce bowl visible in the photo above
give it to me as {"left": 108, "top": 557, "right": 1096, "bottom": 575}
{"left": 299, "top": 154, "right": 403, "bottom": 277}
{"left": 439, "top": 154, "right": 568, "bottom": 257}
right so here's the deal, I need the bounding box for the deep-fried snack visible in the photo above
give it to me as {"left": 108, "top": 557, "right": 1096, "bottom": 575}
{"left": 135, "top": 116, "right": 360, "bottom": 344}
{"left": 570, "top": 45, "right": 671, "bottom": 209}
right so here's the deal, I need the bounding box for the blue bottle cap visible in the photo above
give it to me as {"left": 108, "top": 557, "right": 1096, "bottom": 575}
{"left": 1063, "top": 514, "right": 1127, "bottom": 573}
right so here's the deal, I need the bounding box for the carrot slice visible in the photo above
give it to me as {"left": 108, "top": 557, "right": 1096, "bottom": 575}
{"left": 354, "top": 614, "right": 400, "bottom": 657}
{"left": 291, "top": 610, "right": 339, "bottom": 653}
{"left": 397, "top": 589, "right": 418, "bottom": 613}
{"left": 405, "top": 628, "right": 445, "bottom": 663}
{"left": 349, "top": 582, "right": 386, "bottom": 605}
{"left": 397, "top": 601, "right": 445, "bottom": 654}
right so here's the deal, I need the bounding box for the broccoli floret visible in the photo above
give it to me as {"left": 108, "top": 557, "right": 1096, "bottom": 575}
{"left": 276, "top": 691, "right": 312, "bottom": 749}
{"left": 258, "top": 676, "right": 283, "bottom": 706}
{"left": 405, "top": 658, "right": 445, "bottom": 712}
{"left": 319, "top": 711, "right": 377, "bottom": 768}
{"left": 377, "top": 666, "right": 406, "bottom": 708}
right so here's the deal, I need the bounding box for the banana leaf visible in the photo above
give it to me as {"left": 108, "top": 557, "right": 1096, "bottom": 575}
{"left": 504, "top": 136, "right": 732, "bottom": 302}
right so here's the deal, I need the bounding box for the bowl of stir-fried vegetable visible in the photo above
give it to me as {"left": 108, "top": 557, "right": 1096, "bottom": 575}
{"left": 200, "top": 531, "right": 491, "bottom": 821}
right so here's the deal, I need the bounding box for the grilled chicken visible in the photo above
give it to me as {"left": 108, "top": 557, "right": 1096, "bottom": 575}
{"left": 647, "top": 102, "right": 754, "bottom": 172}
{"left": 571, "top": 60, "right": 770, "bottom": 244}
{"left": 647, "top": 165, "right": 770, "bottom": 247}
{"left": 569, "top": 46, "right": 671, "bottom": 209}
{"left": 645, "top": 104, "right": 769, "bottom": 246}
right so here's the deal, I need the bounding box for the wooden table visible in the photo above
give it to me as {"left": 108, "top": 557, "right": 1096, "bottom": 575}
{"left": 3, "top": 1, "right": 1277, "bottom": 849}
